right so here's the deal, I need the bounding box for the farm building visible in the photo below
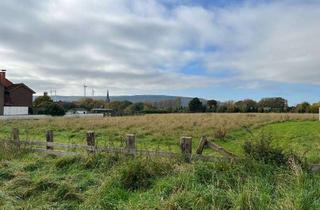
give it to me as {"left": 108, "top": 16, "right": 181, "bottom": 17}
{"left": 66, "top": 108, "right": 88, "bottom": 115}
{"left": 0, "top": 70, "right": 35, "bottom": 115}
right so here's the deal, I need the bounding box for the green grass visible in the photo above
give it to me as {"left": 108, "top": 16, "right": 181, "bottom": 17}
{"left": 0, "top": 150, "right": 320, "bottom": 209}
{"left": 218, "top": 120, "right": 320, "bottom": 163}
{"left": 1, "top": 115, "right": 320, "bottom": 160}
{"left": 1, "top": 114, "right": 320, "bottom": 209}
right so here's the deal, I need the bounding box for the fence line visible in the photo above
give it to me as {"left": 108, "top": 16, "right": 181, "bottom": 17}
{"left": 2, "top": 128, "right": 320, "bottom": 172}
{"left": 0, "top": 128, "right": 237, "bottom": 162}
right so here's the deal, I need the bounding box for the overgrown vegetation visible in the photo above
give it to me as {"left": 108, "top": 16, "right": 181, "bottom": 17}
{"left": 1, "top": 114, "right": 320, "bottom": 209}
{"left": 243, "top": 136, "right": 291, "bottom": 166}
{"left": 0, "top": 142, "right": 320, "bottom": 209}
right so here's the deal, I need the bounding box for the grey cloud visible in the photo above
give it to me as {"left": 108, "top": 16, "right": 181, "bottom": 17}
{"left": 0, "top": 0, "right": 319, "bottom": 96}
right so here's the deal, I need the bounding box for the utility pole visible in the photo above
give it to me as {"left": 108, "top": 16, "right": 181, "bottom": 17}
{"left": 92, "top": 88, "right": 95, "bottom": 97}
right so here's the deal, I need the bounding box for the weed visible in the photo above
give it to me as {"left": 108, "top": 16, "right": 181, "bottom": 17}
{"left": 243, "top": 135, "right": 289, "bottom": 166}
{"left": 214, "top": 127, "right": 227, "bottom": 140}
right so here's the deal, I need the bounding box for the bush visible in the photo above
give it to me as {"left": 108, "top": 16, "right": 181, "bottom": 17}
{"left": 45, "top": 103, "right": 65, "bottom": 116}
{"left": 243, "top": 137, "right": 302, "bottom": 167}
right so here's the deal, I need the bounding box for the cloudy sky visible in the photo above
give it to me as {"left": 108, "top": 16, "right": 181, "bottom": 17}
{"left": 1, "top": 0, "right": 320, "bottom": 104}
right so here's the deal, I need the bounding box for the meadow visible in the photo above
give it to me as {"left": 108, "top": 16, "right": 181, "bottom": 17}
{"left": 1, "top": 113, "right": 320, "bottom": 209}
{"left": 0, "top": 113, "right": 319, "bottom": 160}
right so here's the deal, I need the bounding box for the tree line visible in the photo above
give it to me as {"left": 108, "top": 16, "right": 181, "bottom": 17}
{"left": 189, "top": 97, "right": 320, "bottom": 113}
{"left": 32, "top": 95, "right": 320, "bottom": 116}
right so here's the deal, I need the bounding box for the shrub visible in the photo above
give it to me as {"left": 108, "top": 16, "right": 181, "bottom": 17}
{"left": 45, "top": 103, "right": 66, "bottom": 116}
{"left": 243, "top": 136, "right": 303, "bottom": 167}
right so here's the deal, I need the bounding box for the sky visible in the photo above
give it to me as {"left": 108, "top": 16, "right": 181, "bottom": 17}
{"left": 0, "top": 0, "right": 320, "bottom": 105}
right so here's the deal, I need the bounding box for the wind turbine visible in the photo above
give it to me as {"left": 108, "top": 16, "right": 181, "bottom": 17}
{"left": 92, "top": 88, "right": 95, "bottom": 97}
{"left": 83, "top": 84, "right": 88, "bottom": 97}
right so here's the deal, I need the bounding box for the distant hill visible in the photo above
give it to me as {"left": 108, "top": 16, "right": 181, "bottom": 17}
{"left": 34, "top": 95, "right": 207, "bottom": 107}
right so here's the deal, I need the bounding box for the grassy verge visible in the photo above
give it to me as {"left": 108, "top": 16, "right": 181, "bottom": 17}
{"left": 0, "top": 147, "right": 320, "bottom": 209}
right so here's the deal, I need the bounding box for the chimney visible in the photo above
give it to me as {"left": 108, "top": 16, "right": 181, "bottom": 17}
{"left": 0, "top": 70, "right": 6, "bottom": 85}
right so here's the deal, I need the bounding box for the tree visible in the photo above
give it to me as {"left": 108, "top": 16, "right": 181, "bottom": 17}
{"left": 207, "top": 100, "right": 218, "bottom": 112}
{"left": 33, "top": 95, "right": 53, "bottom": 108}
{"left": 33, "top": 95, "right": 54, "bottom": 114}
{"left": 78, "top": 98, "right": 105, "bottom": 110}
{"left": 143, "top": 102, "right": 156, "bottom": 113}
{"left": 225, "top": 101, "right": 237, "bottom": 113}
{"left": 258, "top": 97, "right": 288, "bottom": 112}
{"left": 188, "top": 98, "right": 204, "bottom": 112}
{"left": 295, "top": 102, "right": 311, "bottom": 113}
{"left": 153, "top": 98, "right": 182, "bottom": 112}
{"left": 124, "top": 103, "right": 144, "bottom": 114}
{"left": 45, "top": 103, "right": 65, "bottom": 116}
{"left": 107, "top": 100, "right": 132, "bottom": 114}
{"left": 216, "top": 102, "right": 227, "bottom": 112}
{"left": 57, "top": 101, "right": 78, "bottom": 111}
{"left": 310, "top": 102, "right": 320, "bottom": 113}
{"left": 235, "top": 99, "right": 258, "bottom": 112}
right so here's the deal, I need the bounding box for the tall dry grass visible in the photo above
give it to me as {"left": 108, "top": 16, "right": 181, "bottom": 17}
{"left": 0, "top": 113, "right": 317, "bottom": 149}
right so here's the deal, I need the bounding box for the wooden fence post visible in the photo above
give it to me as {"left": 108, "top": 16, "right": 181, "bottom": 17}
{"left": 196, "top": 136, "right": 208, "bottom": 155}
{"left": 86, "top": 131, "right": 95, "bottom": 152}
{"left": 206, "top": 141, "right": 237, "bottom": 160}
{"left": 11, "top": 128, "right": 20, "bottom": 141}
{"left": 125, "top": 134, "right": 136, "bottom": 155}
{"left": 180, "top": 137, "right": 192, "bottom": 162}
{"left": 11, "top": 128, "right": 20, "bottom": 148}
{"left": 46, "top": 130, "right": 54, "bottom": 150}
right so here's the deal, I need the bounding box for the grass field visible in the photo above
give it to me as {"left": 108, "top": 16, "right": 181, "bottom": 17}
{"left": 1, "top": 113, "right": 320, "bottom": 209}
{"left": 0, "top": 113, "right": 319, "bottom": 160}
